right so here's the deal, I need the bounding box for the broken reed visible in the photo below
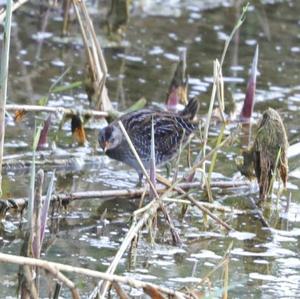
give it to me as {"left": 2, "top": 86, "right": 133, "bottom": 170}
{"left": 72, "top": 0, "right": 112, "bottom": 111}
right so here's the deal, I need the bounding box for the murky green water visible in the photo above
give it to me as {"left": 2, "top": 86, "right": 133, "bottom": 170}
{"left": 1, "top": 0, "right": 300, "bottom": 298}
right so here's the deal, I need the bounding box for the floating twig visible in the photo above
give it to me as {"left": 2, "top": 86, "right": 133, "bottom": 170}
{"left": 162, "top": 197, "right": 250, "bottom": 215}
{"left": 6, "top": 97, "right": 147, "bottom": 122}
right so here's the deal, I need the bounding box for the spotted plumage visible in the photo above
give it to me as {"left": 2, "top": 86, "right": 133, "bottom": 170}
{"left": 98, "top": 98, "right": 199, "bottom": 182}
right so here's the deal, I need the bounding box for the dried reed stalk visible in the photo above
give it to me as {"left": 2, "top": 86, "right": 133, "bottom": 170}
{"left": 1, "top": 253, "right": 80, "bottom": 298}
{"left": 91, "top": 200, "right": 162, "bottom": 299}
{"left": 0, "top": 0, "right": 13, "bottom": 196}
{"left": 32, "top": 169, "right": 44, "bottom": 259}
{"left": 0, "top": 252, "right": 187, "bottom": 298}
{"left": 191, "top": 3, "right": 249, "bottom": 186}
{"left": 0, "top": 0, "right": 28, "bottom": 23}
{"left": 5, "top": 104, "right": 108, "bottom": 117}
{"left": 72, "top": 0, "right": 112, "bottom": 111}
{"left": 157, "top": 175, "right": 233, "bottom": 231}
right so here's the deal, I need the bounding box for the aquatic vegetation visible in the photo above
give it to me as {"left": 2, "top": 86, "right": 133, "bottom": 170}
{"left": 0, "top": 1, "right": 299, "bottom": 298}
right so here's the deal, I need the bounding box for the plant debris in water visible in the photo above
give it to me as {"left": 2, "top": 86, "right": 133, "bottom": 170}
{"left": 237, "top": 108, "right": 289, "bottom": 202}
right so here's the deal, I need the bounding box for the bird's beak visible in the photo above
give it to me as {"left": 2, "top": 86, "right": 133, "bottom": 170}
{"left": 103, "top": 141, "right": 109, "bottom": 152}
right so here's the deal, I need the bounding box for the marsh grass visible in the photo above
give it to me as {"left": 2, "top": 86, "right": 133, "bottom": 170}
{"left": 72, "top": 0, "right": 112, "bottom": 111}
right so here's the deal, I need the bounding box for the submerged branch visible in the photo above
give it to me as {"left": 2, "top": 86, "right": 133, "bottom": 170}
{"left": 0, "top": 180, "right": 249, "bottom": 218}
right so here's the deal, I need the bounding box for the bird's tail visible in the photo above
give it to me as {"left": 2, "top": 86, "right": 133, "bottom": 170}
{"left": 180, "top": 97, "right": 199, "bottom": 120}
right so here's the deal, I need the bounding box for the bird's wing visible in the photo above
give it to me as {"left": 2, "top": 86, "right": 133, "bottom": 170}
{"left": 118, "top": 109, "right": 195, "bottom": 162}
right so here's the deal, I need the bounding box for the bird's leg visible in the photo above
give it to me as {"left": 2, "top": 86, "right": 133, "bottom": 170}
{"left": 165, "top": 162, "right": 171, "bottom": 178}
{"left": 136, "top": 173, "right": 143, "bottom": 187}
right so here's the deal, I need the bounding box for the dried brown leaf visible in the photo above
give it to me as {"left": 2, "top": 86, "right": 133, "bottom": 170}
{"left": 14, "top": 110, "right": 26, "bottom": 122}
{"left": 143, "top": 285, "right": 166, "bottom": 299}
{"left": 71, "top": 115, "right": 87, "bottom": 145}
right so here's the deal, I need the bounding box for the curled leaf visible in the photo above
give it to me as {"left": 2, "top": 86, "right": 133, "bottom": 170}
{"left": 143, "top": 285, "right": 165, "bottom": 299}
{"left": 14, "top": 110, "right": 27, "bottom": 122}
{"left": 240, "top": 45, "right": 259, "bottom": 122}
{"left": 37, "top": 114, "right": 52, "bottom": 150}
{"left": 166, "top": 48, "right": 188, "bottom": 109}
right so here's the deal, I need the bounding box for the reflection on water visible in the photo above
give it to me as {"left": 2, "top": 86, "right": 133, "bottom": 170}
{"left": 1, "top": 0, "right": 300, "bottom": 298}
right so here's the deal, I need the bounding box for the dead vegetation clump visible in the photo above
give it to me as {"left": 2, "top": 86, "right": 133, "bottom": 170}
{"left": 237, "top": 108, "right": 288, "bottom": 202}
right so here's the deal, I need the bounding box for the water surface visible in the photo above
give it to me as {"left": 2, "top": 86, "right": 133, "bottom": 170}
{"left": 1, "top": 0, "right": 300, "bottom": 298}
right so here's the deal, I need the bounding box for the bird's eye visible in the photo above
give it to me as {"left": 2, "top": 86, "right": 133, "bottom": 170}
{"left": 110, "top": 137, "right": 115, "bottom": 143}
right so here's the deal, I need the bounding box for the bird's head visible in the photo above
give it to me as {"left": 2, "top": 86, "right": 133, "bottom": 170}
{"left": 98, "top": 125, "right": 122, "bottom": 152}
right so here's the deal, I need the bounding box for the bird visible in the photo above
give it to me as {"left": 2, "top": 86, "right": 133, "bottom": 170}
{"left": 98, "top": 98, "right": 199, "bottom": 183}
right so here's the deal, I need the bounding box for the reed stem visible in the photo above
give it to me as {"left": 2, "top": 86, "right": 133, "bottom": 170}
{"left": 0, "top": 0, "right": 13, "bottom": 196}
